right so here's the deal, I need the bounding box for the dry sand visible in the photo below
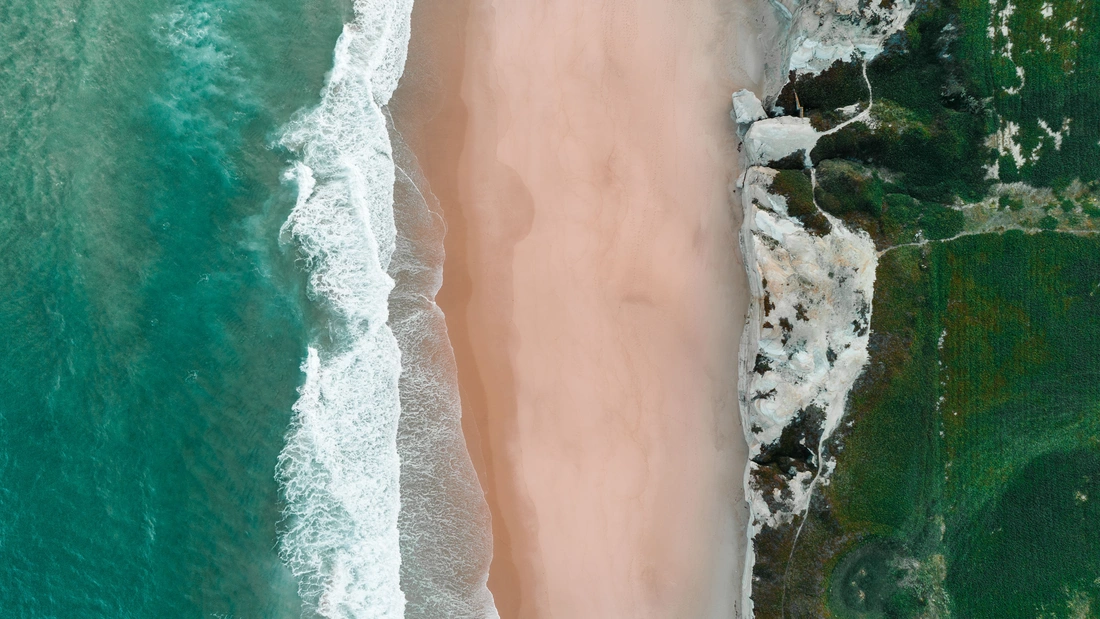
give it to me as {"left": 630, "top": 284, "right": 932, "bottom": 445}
{"left": 392, "top": 0, "right": 765, "bottom": 617}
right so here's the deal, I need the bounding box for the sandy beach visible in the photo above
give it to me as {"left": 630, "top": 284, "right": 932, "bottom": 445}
{"left": 392, "top": 0, "right": 763, "bottom": 616}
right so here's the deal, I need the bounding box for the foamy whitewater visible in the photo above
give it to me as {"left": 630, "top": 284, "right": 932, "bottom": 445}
{"left": 275, "top": 1, "right": 496, "bottom": 617}
{"left": 387, "top": 117, "right": 498, "bottom": 619}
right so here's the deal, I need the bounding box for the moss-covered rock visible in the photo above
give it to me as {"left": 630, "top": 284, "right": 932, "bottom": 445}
{"left": 771, "top": 169, "right": 832, "bottom": 236}
{"left": 815, "top": 159, "right": 885, "bottom": 217}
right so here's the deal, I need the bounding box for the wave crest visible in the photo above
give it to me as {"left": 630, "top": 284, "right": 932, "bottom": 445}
{"left": 274, "top": 0, "right": 414, "bottom": 616}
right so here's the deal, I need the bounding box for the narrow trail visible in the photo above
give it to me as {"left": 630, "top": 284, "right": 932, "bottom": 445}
{"left": 880, "top": 226, "right": 1100, "bottom": 257}
{"left": 818, "top": 60, "right": 873, "bottom": 137}
{"left": 777, "top": 60, "right": 872, "bottom": 619}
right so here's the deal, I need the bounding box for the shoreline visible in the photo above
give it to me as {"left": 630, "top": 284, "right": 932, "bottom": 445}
{"left": 389, "top": 0, "right": 527, "bottom": 615}
{"left": 394, "top": 0, "right": 768, "bottom": 615}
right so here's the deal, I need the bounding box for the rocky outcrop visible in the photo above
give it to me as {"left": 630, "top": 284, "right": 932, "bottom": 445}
{"left": 732, "top": 0, "right": 918, "bottom": 610}
{"left": 785, "top": 0, "right": 915, "bottom": 73}
{"left": 733, "top": 89, "right": 878, "bottom": 618}
{"left": 757, "top": 0, "right": 915, "bottom": 103}
{"left": 738, "top": 163, "right": 876, "bottom": 518}
{"left": 742, "top": 116, "right": 819, "bottom": 168}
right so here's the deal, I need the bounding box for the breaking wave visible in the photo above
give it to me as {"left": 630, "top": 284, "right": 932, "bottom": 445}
{"left": 274, "top": 1, "right": 497, "bottom": 617}
{"left": 275, "top": 0, "right": 413, "bottom": 616}
{"left": 387, "top": 115, "right": 498, "bottom": 619}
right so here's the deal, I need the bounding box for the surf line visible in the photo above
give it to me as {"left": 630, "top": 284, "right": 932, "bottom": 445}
{"left": 274, "top": 0, "right": 414, "bottom": 616}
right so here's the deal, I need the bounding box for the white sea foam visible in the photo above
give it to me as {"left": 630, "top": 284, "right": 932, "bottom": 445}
{"left": 152, "top": 1, "right": 251, "bottom": 173}
{"left": 275, "top": 0, "right": 414, "bottom": 616}
{"left": 387, "top": 118, "right": 499, "bottom": 619}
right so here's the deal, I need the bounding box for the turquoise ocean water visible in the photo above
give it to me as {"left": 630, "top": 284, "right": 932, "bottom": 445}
{"left": 0, "top": 0, "right": 494, "bottom": 615}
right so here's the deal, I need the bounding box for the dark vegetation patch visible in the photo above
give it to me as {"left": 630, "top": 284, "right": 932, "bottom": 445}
{"left": 749, "top": 519, "right": 801, "bottom": 619}
{"left": 851, "top": 319, "right": 868, "bottom": 337}
{"left": 776, "top": 61, "right": 869, "bottom": 130}
{"left": 767, "top": 149, "right": 809, "bottom": 170}
{"left": 814, "top": 159, "right": 885, "bottom": 218}
{"left": 819, "top": 234, "right": 1100, "bottom": 617}
{"left": 770, "top": 169, "right": 832, "bottom": 235}
{"left": 999, "top": 193, "right": 1025, "bottom": 211}
{"left": 879, "top": 193, "right": 964, "bottom": 246}
{"left": 778, "top": 317, "right": 793, "bottom": 345}
{"left": 750, "top": 492, "right": 854, "bottom": 619}
{"left": 753, "top": 387, "right": 778, "bottom": 402}
{"left": 755, "top": 353, "right": 772, "bottom": 375}
{"left": 753, "top": 405, "right": 827, "bottom": 477}
{"left": 828, "top": 538, "right": 929, "bottom": 618}
{"left": 794, "top": 303, "right": 809, "bottom": 321}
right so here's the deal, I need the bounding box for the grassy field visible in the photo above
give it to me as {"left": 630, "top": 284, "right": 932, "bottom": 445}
{"left": 750, "top": 0, "right": 1100, "bottom": 615}
{"left": 957, "top": 0, "right": 1100, "bottom": 187}
{"left": 774, "top": 232, "right": 1100, "bottom": 618}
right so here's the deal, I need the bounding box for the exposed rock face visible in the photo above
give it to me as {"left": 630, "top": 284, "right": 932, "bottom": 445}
{"left": 786, "top": 0, "right": 915, "bottom": 74}
{"left": 740, "top": 59, "right": 872, "bottom": 171}
{"left": 732, "top": 89, "right": 768, "bottom": 126}
{"left": 733, "top": 0, "right": 914, "bottom": 611}
{"left": 734, "top": 90, "right": 878, "bottom": 618}
{"left": 739, "top": 164, "right": 876, "bottom": 512}
{"left": 742, "top": 117, "right": 819, "bottom": 168}
{"left": 757, "top": 0, "right": 915, "bottom": 101}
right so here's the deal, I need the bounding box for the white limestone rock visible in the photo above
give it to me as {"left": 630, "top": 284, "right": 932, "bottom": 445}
{"left": 732, "top": 89, "right": 768, "bottom": 126}
{"left": 742, "top": 116, "right": 821, "bottom": 167}
{"left": 734, "top": 1, "right": 912, "bottom": 612}
{"left": 738, "top": 166, "right": 877, "bottom": 458}
{"left": 736, "top": 158, "right": 879, "bottom": 618}
{"left": 789, "top": 0, "right": 915, "bottom": 74}
{"left": 758, "top": 0, "right": 915, "bottom": 100}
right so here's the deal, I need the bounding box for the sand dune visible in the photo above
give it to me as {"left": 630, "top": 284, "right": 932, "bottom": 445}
{"left": 393, "top": 0, "right": 764, "bottom": 616}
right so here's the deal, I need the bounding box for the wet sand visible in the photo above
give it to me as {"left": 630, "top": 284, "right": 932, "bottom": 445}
{"left": 392, "top": 0, "right": 764, "bottom": 617}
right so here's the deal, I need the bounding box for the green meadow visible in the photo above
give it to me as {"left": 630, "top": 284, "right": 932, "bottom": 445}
{"left": 823, "top": 232, "right": 1100, "bottom": 618}
{"left": 752, "top": 0, "right": 1100, "bottom": 615}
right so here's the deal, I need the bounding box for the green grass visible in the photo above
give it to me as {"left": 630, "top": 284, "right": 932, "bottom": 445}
{"left": 947, "top": 448, "right": 1100, "bottom": 618}
{"left": 817, "top": 232, "right": 1100, "bottom": 618}
{"left": 771, "top": 169, "right": 832, "bottom": 235}
{"left": 956, "top": 0, "right": 1100, "bottom": 187}
{"left": 753, "top": 1, "right": 1100, "bottom": 613}
{"left": 815, "top": 160, "right": 885, "bottom": 218}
